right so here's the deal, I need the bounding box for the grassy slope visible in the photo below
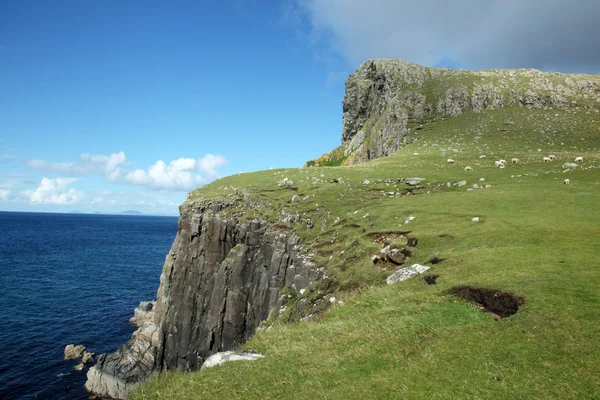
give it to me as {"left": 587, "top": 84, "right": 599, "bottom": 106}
{"left": 132, "top": 106, "right": 600, "bottom": 399}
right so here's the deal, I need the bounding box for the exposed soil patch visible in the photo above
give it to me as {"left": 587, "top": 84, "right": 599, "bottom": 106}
{"left": 428, "top": 257, "right": 446, "bottom": 265}
{"left": 368, "top": 231, "right": 412, "bottom": 244}
{"left": 423, "top": 274, "right": 439, "bottom": 285}
{"left": 314, "top": 237, "right": 345, "bottom": 248}
{"left": 447, "top": 285, "right": 524, "bottom": 318}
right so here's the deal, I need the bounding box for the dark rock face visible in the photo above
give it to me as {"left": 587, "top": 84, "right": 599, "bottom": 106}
{"left": 86, "top": 199, "right": 314, "bottom": 399}
{"left": 309, "top": 59, "right": 600, "bottom": 166}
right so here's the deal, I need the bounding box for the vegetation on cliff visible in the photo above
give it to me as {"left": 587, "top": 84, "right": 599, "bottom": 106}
{"left": 130, "top": 61, "right": 600, "bottom": 399}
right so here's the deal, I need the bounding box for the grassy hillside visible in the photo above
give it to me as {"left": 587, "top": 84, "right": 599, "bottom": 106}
{"left": 132, "top": 105, "right": 600, "bottom": 399}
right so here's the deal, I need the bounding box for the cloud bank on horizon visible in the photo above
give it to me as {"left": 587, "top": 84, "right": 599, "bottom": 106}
{"left": 297, "top": 0, "right": 600, "bottom": 73}
{"left": 2, "top": 152, "right": 228, "bottom": 214}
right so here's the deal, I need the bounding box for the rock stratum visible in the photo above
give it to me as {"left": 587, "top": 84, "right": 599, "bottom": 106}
{"left": 307, "top": 59, "right": 600, "bottom": 166}
{"left": 86, "top": 197, "right": 316, "bottom": 399}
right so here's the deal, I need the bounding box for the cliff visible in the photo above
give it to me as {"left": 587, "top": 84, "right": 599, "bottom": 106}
{"left": 307, "top": 59, "right": 600, "bottom": 166}
{"left": 86, "top": 60, "right": 600, "bottom": 399}
{"left": 86, "top": 194, "right": 317, "bottom": 399}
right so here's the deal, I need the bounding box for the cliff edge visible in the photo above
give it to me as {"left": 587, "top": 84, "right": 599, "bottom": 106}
{"left": 86, "top": 193, "right": 317, "bottom": 399}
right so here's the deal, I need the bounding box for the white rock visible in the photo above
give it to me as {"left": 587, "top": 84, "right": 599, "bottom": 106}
{"left": 363, "top": 179, "right": 371, "bottom": 185}
{"left": 479, "top": 178, "right": 485, "bottom": 181}
{"left": 404, "top": 216, "right": 415, "bottom": 224}
{"left": 472, "top": 217, "right": 480, "bottom": 222}
{"left": 386, "top": 264, "right": 430, "bottom": 284}
{"left": 202, "top": 351, "right": 265, "bottom": 369}
{"left": 453, "top": 180, "right": 467, "bottom": 187}
{"left": 329, "top": 297, "right": 336, "bottom": 303}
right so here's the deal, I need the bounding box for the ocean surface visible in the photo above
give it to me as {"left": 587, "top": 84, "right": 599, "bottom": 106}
{"left": 0, "top": 212, "right": 179, "bottom": 399}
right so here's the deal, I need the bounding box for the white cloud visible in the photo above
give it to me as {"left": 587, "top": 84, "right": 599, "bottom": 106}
{"left": 28, "top": 152, "right": 126, "bottom": 181}
{"left": 0, "top": 189, "right": 9, "bottom": 201}
{"left": 126, "top": 154, "right": 228, "bottom": 191}
{"left": 22, "top": 177, "right": 84, "bottom": 205}
{"left": 295, "top": 0, "right": 600, "bottom": 73}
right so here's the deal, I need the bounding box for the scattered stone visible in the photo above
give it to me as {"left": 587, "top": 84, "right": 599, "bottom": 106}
{"left": 386, "top": 248, "right": 406, "bottom": 265}
{"left": 404, "top": 216, "right": 415, "bottom": 224}
{"left": 386, "top": 264, "right": 430, "bottom": 284}
{"left": 329, "top": 297, "right": 336, "bottom": 303}
{"left": 303, "top": 195, "right": 310, "bottom": 201}
{"left": 363, "top": 179, "right": 371, "bottom": 185}
{"left": 64, "top": 344, "right": 86, "bottom": 360}
{"left": 201, "top": 351, "right": 265, "bottom": 369}
{"left": 479, "top": 178, "right": 485, "bottom": 181}
{"left": 453, "top": 180, "right": 467, "bottom": 187}
{"left": 291, "top": 195, "right": 299, "bottom": 202}
{"left": 404, "top": 178, "right": 425, "bottom": 186}
{"left": 563, "top": 163, "right": 578, "bottom": 168}
{"left": 472, "top": 217, "right": 480, "bottom": 222}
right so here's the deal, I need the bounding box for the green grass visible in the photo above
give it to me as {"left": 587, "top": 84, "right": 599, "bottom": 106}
{"left": 132, "top": 106, "right": 600, "bottom": 399}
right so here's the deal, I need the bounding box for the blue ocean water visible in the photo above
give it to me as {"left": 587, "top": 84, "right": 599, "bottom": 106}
{"left": 0, "top": 212, "right": 178, "bottom": 399}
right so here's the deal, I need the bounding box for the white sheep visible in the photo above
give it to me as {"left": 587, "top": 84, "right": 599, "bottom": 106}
{"left": 511, "top": 158, "right": 520, "bottom": 163}
{"left": 465, "top": 166, "right": 473, "bottom": 171}
{"left": 575, "top": 156, "right": 583, "bottom": 163}
{"left": 447, "top": 159, "right": 455, "bottom": 164}
{"left": 495, "top": 160, "right": 505, "bottom": 167}
{"left": 499, "top": 163, "right": 505, "bottom": 169}
{"left": 499, "top": 159, "right": 507, "bottom": 164}
{"left": 564, "top": 179, "right": 570, "bottom": 185}
{"left": 549, "top": 155, "right": 556, "bottom": 160}
{"left": 543, "top": 157, "right": 551, "bottom": 162}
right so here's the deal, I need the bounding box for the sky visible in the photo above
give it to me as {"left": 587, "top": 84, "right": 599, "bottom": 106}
{"left": 1, "top": 0, "right": 599, "bottom": 215}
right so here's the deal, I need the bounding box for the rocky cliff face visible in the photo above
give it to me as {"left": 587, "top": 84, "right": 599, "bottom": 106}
{"left": 308, "top": 59, "right": 600, "bottom": 166}
{"left": 86, "top": 197, "right": 315, "bottom": 399}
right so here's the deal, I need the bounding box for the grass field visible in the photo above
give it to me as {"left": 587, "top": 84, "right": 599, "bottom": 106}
{"left": 132, "top": 106, "right": 600, "bottom": 399}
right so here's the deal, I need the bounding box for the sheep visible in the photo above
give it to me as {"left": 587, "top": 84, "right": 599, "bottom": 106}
{"left": 543, "top": 157, "right": 551, "bottom": 162}
{"left": 495, "top": 160, "right": 505, "bottom": 168}
{"left": 465, "top": 166, "right": 473, "bottom": 171}
{"left": 549, "top": 155, "right": 556, "bottom": 160}
{"left": 499, "top": 159, "right": 507, "bottom": 164}
{"left": 575, "top": 156, "right": 583, "bottom": 163}
{"left": 564, "top": 179, "right": 570, "bottom": 185}
{"left": 447, "top": 159, "right": 455, "bottom": 164}
{"left": 511, "top": 158, "right": 520, "bottom": 163}
{"left": 499, "top": 163, "right": 505, "bottom": 169}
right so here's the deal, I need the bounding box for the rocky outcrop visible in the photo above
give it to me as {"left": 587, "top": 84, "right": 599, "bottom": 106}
{"left": 308, "top": 59, "right": 600, "bottom": 166}
{"left": 64, "top": 344, "right": 86, "bottom": 360}
{"left": 86, "top": 197, "right": 316, "bottom": 399}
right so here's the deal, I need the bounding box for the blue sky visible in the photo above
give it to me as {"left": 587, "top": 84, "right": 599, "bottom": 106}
{"left": 1, "top": 0, "right": 598, "bottom": 215}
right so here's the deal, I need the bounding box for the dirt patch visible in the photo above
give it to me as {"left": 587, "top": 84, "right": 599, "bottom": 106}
{"left": 423, "top": 275, "right": 439, "bottom": 285}
{"left": 314, "top": 237, "right": 345, "bottom": 248}
{"left": 428, "top": 257, "right": 446, "bottom": 264}
{"left": 446, "top": 285, "right": 524, "bottom": 319}
{"left": 368, "top": 231, "right": 412, "bottom": 244}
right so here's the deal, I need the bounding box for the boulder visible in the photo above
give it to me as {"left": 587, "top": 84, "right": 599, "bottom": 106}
{"left": 404, "top": 178, "right": 425, "bottom": 186}
{"left": 386, "top": 249, "right": 406, "bottom": 265}
{"left": 74, "top": 363, "right": 84, "bottom": 371}
{"left": 386, "top": 264, "right": 430, "bottom": 284}
{"left": 201, "top": 351, "right": 264, "bottom": 369}
{"left": 64, "top": 344, "right": 86, "bottom": 360}
{"left": 563, "top": 163, "right": 578, "bottom": 168}
{"left": 453, "top": 180, "right": 467, "bottom": 187}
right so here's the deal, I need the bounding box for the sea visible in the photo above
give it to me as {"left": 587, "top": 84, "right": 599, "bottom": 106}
{"left": 0, "top": 211, "right": 179, "bottom": 399}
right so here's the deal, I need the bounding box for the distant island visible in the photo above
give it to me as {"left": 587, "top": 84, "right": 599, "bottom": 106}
{"left": 121, "top": 210, "right": 143, "bottom": 215}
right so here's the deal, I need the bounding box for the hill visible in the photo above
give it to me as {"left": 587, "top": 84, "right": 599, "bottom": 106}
{"left": 88, "top": 60, "right": 600, "bottom": 399}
